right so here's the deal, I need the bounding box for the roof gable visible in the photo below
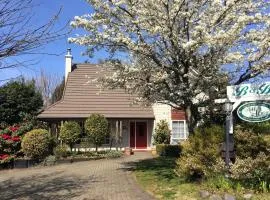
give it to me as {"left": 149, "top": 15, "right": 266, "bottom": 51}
{"left": 38, "top": 64, "right": 154, "bottom": 120}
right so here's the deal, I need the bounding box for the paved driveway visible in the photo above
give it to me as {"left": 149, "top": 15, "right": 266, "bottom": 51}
{"left": 0, "top": 152, "right": 155, "bottom": 200}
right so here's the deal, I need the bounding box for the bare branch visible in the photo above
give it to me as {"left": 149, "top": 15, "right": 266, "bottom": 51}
{"left": 0, "top": 0, "right": 68, "bottom": 70}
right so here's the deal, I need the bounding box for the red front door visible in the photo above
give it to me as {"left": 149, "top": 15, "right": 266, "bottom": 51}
{"left": 130, "top": 122, "right": 147, "bottom": 149}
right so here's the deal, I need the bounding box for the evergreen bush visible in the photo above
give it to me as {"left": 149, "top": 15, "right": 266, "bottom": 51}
{"left": 176, "top": 125, "right": 224, "bottom": 180}
{"left": 59, "top": 121, "right": 81, "bottom": 150}
{"left": 153, "top": 120, "right": 171, "bottom": 144}
{"left": 84, "top": 114, "right": 109, "bottom": 151}
{"left": 234, "top": 125, "right": 269, "bottom": 159}
{"left": 21, "top": 129, "right": 50, "bottom": 159}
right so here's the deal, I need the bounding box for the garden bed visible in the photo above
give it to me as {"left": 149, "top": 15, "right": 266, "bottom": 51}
{"left": 0, "top": 150, "right": 124, "bottom": 170}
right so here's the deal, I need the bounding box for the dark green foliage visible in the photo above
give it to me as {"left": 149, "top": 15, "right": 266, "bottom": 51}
{"left": 239, "top": 121, "right": 270, "bottom": 135}
{"left": 59, "top": 121, "right": 81, "bottom": 150}
{"left": 153, "top": 120, "right": 170, "bottom": 144}
{"left": 176, "top": 125, "right": 224, "bottom": 181}
{"left": 51, "top": 78, "right": 65, "bottom": 104}
{"left": 234, "top": 126, "right": 269, "bottom": 159}
{"left": 0, "top": 78, "right": 43, "bottom": 125}
{"left": 84, "top": 114, "right": 109, "bottom": 151}
{"left": 156, "top": 144, "right": 181, "bottom": 157}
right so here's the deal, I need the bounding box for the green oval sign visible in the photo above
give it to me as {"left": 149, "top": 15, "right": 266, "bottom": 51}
{"left": 237, "top": 102, "right": 270, "bottom": 122}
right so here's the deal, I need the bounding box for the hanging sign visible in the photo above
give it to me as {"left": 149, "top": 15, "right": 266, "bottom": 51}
{"left": 227, "top": 82, "right": 270, "bottom": 102}
{"left": 237, "top": 102, "right": 270, "bottom": 122}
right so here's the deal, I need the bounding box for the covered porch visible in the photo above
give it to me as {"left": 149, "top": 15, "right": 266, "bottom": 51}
{"left": 107, "top": 119, "right": 154, "bottom": 151}
{"left": 44, "top": 118, "right": 154, "bottom": 151}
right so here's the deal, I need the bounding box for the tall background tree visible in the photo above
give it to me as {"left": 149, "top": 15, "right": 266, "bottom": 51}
{"left": 35, "top": 69, "right": 62, "bottom": 108}
{"left": 51, "top": 77, "right": 65, "bottom": 104}
{"left": 70, "top": 0, "right": 270, "bottom": 132}
{"left": 0, "top": 0, "right": 65, "bottom": 71}
{"left": 0, "top": 78, "right": 43, "bottom": 125}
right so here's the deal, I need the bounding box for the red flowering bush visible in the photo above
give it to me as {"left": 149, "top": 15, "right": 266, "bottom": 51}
{"left": 9, "top": 126, "right": 19, "bottom": 132}
{"left": 0, "top": 124, "right": 32, "bottom": 165}
{"left": 12, "top": 136, "right": 21, "bottom": 142}
{"left": 1, "top": 134, "right": 11, "bottom": 140}
{"left": 0, "top": 114, "right": 48, "bottom": 167}
{"left": 0, "top": 154, "right": 14, "bottom": 164}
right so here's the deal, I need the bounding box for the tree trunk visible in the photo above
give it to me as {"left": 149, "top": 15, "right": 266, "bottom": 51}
{"left": 109, "top": 138, "right": 113, "bottom": 150}
{"left": 70, "top": 144, "right": 73, "bottom": 153}
{"left": 95, "top": 145, "right": 98, "bottom": 152}
{"left": 184, "top": 104, "right": 200, "bottom": 134}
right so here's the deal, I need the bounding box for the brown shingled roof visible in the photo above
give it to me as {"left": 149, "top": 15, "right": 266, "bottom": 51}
{"left": 38, "top": 64, "right": 154, "bottom": 120}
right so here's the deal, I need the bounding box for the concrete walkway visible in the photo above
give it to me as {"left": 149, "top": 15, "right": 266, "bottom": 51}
{"left": 0, "top": 152, "right": 155, "bottom": 200}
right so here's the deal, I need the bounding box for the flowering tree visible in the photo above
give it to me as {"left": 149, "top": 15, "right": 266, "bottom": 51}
{"left": 69, "top": 0, "right": 270, "bottom": 132}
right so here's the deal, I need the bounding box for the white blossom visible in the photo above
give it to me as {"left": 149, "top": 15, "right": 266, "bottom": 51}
{"left": 70, "top": 0, "right": 270, "bottom": 129}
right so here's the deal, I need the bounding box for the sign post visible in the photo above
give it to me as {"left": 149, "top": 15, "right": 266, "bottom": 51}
{"left": 215, "top": 82, "right": 270, "bottom": 168}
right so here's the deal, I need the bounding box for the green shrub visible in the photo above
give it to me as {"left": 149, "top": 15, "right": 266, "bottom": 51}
{"left": 176, "top": 125, "right": 224, "bottom": 181}
{"left": 156, "top": 144, "right": 181, "bottom": 157}
{"left": 54, "top": 144, "right": 70, "bottom": 158}
{"left": 240, "top": 121, "right": 270, "bottom": 135}
{"left": 230, "top": 152, "right": 270, "bottom": 192}
{"left": 84, "top": 114, "right": 109, "bottom": 151}
{"left": 43, "top": 155, "right": 56, "bottom": 166}
{"left": 211, "top": 126, "right": 270, "bottom": 192}
{"left": 83, "top": 151, "right": 98, "bottom": 157}
{"left": 205, "top": 175, "right": 234, "bottom": 191}
{"left": 59, "top": 121, "right": 81, "bottom": 150}
{"left": 21, "top": 129, "right": 50, "bottom": 159}
{"left": 234, "top": 126, "right": 269, "bottom": 159}
{"left": 153, "top": 120, "right": 170, "bottom": 144}
{"left": 105, "top": 150, "right": 123, "bottom": 158}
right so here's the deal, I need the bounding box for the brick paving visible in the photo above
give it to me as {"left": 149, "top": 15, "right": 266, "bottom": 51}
{"left": 0, "top": 152, "right": 155, "bottom": 200}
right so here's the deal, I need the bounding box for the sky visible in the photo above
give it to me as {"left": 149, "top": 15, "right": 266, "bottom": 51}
{"left": 0, "top": 0, "right": 105, "bottom": 82}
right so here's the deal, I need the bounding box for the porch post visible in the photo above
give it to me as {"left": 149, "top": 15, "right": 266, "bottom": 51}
{"left": 134, "top": 121, "right": 136, "bottom": 149}
{"left": 119, "top": 120, "right": 122, "bottom": 149}
{"left": 115, "top": 120, "right": 119, "bottom": 150}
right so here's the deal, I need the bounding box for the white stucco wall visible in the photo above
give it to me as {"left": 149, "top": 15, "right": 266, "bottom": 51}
{"left": 151, "top": 103, "right": 172, "bottom": 146}
{"left": 152, "top": 103, "right": 172, "bottom": 128}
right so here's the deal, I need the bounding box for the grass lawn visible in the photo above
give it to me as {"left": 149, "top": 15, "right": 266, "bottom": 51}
{"left": 133, "top": 156, "right": 270, "bottom": 200}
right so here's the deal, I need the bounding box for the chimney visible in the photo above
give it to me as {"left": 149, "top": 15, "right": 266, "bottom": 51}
{"left": 65, "top": 48, "right": 73, "bottom": 82}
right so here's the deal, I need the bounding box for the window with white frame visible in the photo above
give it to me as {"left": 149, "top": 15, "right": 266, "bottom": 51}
{"left": 171, "top": 121, "right": 186, "bottom": 143}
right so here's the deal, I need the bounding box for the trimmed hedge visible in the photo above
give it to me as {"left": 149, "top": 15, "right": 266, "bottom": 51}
{"left": 21, "top": 129, "right": 50, "bottom": 159}
{"left": 156, "top": 144, "right": 181, "bottom": 157}
{"left": 84, "top": 114, "right": 109, "bottom": 151}
{"left": 59, "top": 121, "right": 81, "bottom": 149}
